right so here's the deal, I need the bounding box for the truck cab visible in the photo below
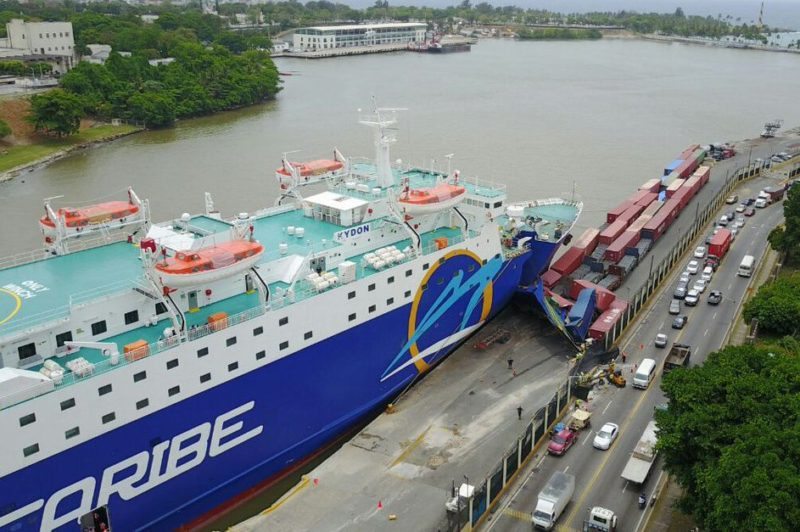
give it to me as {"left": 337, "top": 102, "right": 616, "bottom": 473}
{"left": 583, "top": 506, "right": 618, "bottom": 532}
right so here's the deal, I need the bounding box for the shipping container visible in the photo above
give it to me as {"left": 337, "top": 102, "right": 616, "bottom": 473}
{"left": 607, "top": 200, "right": 634, "bottom": 223}
{"left": 626, "top": 215, "right": 653, "bottom": 238}
{"left": 541, "top": 268, "right": 562, "bottom": 289}
{"left": 708, "top": 228, "right": 732, "bottom": 258}
{"left": 679, "top": 144, "right": 701, "bottom": 160}
{"left": 641, "top": 201, "right": 663, "bottom": 218}
{"left": 588, "top": 260, "right": 606, "bottom": 273}
{"left": 641, "top": 209, "right": 671, "bottom": 241}
{"left": 663, "top": 159, "right": 683, "bottom": 176}
{"left": 570, "top": 280, "right": 615, "bottom": 311}
{"left": 598, "top": 275, "right": 622, "bottom": 291}
{"left": 605, "top": 231, "right": 640, "bottom": 263}
{"left": 639, "top": 178, "right": 662, "bottom": 193}
{"left": 665, "top": 179, "right": 684, "bottom": 198}
{"left": 609, "top": 298, "right": 629, "bottom": 312}
{"left": 599, "top": 219, "right": 629, "bottom": 245}
{"left": 681, "top": 175, "right": 701, "bottom": 197}
{"left": 616, "top": 203, "right": 647, "bottom": 226}
{"left": 552, "top": 247, "right": 585, "bottom": 275}
{"left": 662, "top": 198, "right": 682, "bottom": 220}
{"left": 628, "top": 190, "right": 650, "bottom": 205}
{"left": 571, "top": 264, "right": 591, "bottom": 280}
{"left": 671, "top": 187, "right": 692, "bottom": 211}
{"left": 590, "top": 244, "right": 608, "bottom": 262}
{"left": 609, "top": 255, "right": 637, "bottom": 277}
{"left": 635, "top": 192, "right": 658, "bottom": 207}
{"left": 692, "top": 166, "right": 710, "bottom": 185}
{"left": 566, "top": 288, "right": 596, "bottom": 341}
{"left": 582, "top": 271, "right": 605, "bottom": 285}
{"left": 627, "top": 238, "right": 652, "bottom": 258}
{"left": 547, "top": 290, "right": 574, "bottom": 312}
{"left": 588, "top": 306, "right": 625, "bottom": 340}
{"left": 572, "top": 228, "right": 600, "bottom": 254}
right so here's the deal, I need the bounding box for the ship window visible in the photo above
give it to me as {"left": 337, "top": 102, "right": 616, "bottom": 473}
{"left": 406, "top": 269, "right": 413, "bottom": 277}
{"left": 494, "top": 201, "right": 503, "bottom": 208}
{"left": 65, "top": 427, "right": 80, "bottom": 439}
{"left": 124, "top": 310, "right": 139, "bottom": 325}
{"left": 279, "top": 341, "right": 289, "bottom": 351}
{"left": 133, "top": 371, "right": 147, "bottom": 383}
{"left": 197, "top": 347, "right": 209, "bottom": 358}
{"left": 387, "top": 298, "right": 394, "bottom": 305}
{"left": 23, "top": 444, "right": 39, "bottom": 457}
{"left": 91, "top": 320, "right": 107, "bottom": 336}
{"left": 169, "top": 385, "right": 180, "bottom": 397}
{"left": 279, "top": 317, "right": 288, "bottom": 326}
{"left": 155, "top": 302, "right": 168, "bottom": 315}
{"left": 228, "top": 362, "right": 239, "bottom": 372}
{"left": 405, "top": 290, "right": 411, "bottom": 298}
{"left": 56, "top": 331, "right": 73, "bottom": 348}
{"left": 200, "top": 373, "right": 211, "bottom": 383}
{"left": 19, "top": 413, "right": 36, "bottom": 427}
{"left": 98, "top": 384, "right": 112, "bottom": 396}
{"left": 348, "top": 291, "right": 356, "bottom": 299}
{"left": 61, "top": 398, "right": 76, "bottom": 410}
{"left": 17, "top": 343, "right": 36, "bottom": 360}
{"left": 253, "top": 326, "right": 264, "bottom": 336}
{"left": 102, "top": 412, "right": 116, "bottom": 424}
{"left": 226, "top": 336, "right": 237, "bottom": 347}
{"left": 368, "top": 283, "right": 375, "bottom": 291}
{"left": 387, "top": 276, "right": 395, "bottom": 284}
{"left": 256, "top": 350, "right": 266, "bottom": 360}
{"left": 423, "top": 263, "right": 429, "bottom": 270}
{"left": 484, "top": 203, "right": 490, "bottom": 208}
{"left": 369, "top": 304, "right": 376, "bottom": 313}
{"left": 136, "top": 398, "right": 149, "bottom": 410}
{"left": 304, "top": 331, "right": 313, "bottom": 340}
{"left": 348, "top": 313, "right": 356, "bottom": 321}
{"left": 167, "top": 358, "right": 178, "bottom": 370}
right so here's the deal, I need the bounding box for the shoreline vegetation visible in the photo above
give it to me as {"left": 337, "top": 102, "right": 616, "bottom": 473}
{"left": 516, "top": 28, "right": 602, "bottom": 40}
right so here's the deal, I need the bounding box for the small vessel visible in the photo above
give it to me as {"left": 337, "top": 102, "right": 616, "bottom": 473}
{"left": 398, "top": 182, "right": 466, "bottom": 215}
{"left": 155, "top": 240, "right": 264, "bottom": 287}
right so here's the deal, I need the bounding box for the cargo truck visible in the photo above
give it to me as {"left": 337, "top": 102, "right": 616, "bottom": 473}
{"left": 663, "top": 343, "right": 691, "bottom": 373}
{"left": 582, "top": 507, "right": 618, "bottom": 532}
{"left": 533, "top": 471, "right": 575, "bottom": 530}
{"left": 621, "top": 420, "right": 658, "bottom": 485}
{"left": 708, "top": 228, "right": 732, "bottom": 259}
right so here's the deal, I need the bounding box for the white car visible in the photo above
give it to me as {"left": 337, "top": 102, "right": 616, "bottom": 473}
{"left": 735, "top": 204, "right": 746, "bottom": 213}
{"left": 655, "top": 333, "right": 668, "bottom": 347}
{"left": 685, "top": 289, "right": 699, "bottom": 306}
{"left": 693, "top": 246, "right": 706, "bottom": 259}
{"left": 692, "top": 279, "right": 707, "bottom": 293}
{"left": 735, "top": 216, "right": 745, "bottom": 227}
{"left": 679, "top": 271, "right": 691, "bottom": 284}
{"left": 701, "top": 266, "right": 713, "bottom": 282}
{"left": 687, "top": 260, "right": 700, "bottom": 274}
{"left": 593, "top": 422, "right": 620, "bottom": 450}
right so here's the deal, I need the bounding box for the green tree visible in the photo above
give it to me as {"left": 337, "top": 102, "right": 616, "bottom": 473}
{"left": 27, "top": 89, "right": 84, "bottom": 137}
{"left": 743, "top": 273, "right": 800, "bottom": 335}
{"left": 657, "top": 345, "right": 800, "bottom": 531}
{"left": 127, "top": 90, "right": 176, "bottom": 128}
{"left": 774, "top": 185, "right": 800, "bottom": 261}
{"left": 0, "top": 118, "right": 11, "bottom": 138}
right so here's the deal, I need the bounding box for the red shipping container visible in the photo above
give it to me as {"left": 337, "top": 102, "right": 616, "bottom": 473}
{"left": 626, "top": 215, "right": 652, "bottom": 237}
{"left": 635, "top": 192, "right": 658, "bottom": 207}
{"left": 628, "top": 189, "right": 650, "bottom": 204}
{"left": 588, "top": 307, "right": 625, "bottom": 340}
{"left": 675, "top": 158, "right": 699, "bottom": 179}
{"left": 569, "top": 280, "right": 615, "bottom": 312}
{"left": 692, "top": 166, "right": 710, "bottom": 185}
{"left": 616, "top": 203, "right": 646, "bottom": 226}
{"left": 682, "top": 175, "right": 701, "bottom": 197}
{"left": 641, "top": 201, "right": 663, "bottom": 218}
{"left": 609, "top": 298, "right": 629, "bottom": 311}
{"left": 665, "top": 179, "right": 684, "bottom": 198}
{"left": 672, "top": 188, "right": 692, "bottom": 210}
{"left": 607, "top": 199, "right": 634, "bottom": 223}
{"left": 605, "top": 231, "right": 640, "bottom": 263}
{"left": 639, "top": 178, "right": 661, "bottom": 193}
{"left": 599, "top": 219, "right": 628, "bottom": 245}
{"left": 551, "top": 247, "right": 585, "bottom": 275}
{"left": 541, "top": 268, "right": 562, "bottom": 288}
{"left": 708, "top": 228, "right": 732, "bottom": 258}
{"left": 546, "top": 290, "right": 574, "bottom": 312}
{"left": 679, "top": 144, "right": 700, "bottom": 160}
{"left": 572, "top": 228, "right": 600, "bottom": 254}
{"left": 641, "top": 210, "right": 670, "bottom": 241}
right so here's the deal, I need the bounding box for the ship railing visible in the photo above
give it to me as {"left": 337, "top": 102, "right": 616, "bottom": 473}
{"left": 0, "top": 305, "right": 71, "bottom": 340}
{"left": 187, "top": 304, "right": 267, "bottom": 342}
{"left": 252, "top": 203, "right": 296, "bottom": 219}
{"left": 0, "top": 233, "right": 129, "bottom": 271}
{"left": 0, "top": 248, "right": 51, "bottom": 270}
{"left": 68, "top": 278, "right": 147, "bottom": 309}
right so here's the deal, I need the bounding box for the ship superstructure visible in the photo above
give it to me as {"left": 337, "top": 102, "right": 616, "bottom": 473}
{"left": 0, "top": 107, "right": 581, "bottom": 531}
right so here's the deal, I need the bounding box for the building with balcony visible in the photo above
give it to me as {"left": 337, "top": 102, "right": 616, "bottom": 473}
{"left": 293, "top": 22, "right": 427, "bottom": 51}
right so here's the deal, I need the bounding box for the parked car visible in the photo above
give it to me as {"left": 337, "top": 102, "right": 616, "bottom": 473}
{"left": 718, "top": 215, "right": 729, "bottom": 227}
{"left": 687, "top": 260, "right": 700, "bottom": 274}
{"left": 693, "top": 246, "right": 707, "bottom": 259}
{"left": 672, "top": 315, "right": 688, "bottom": 329}
{"left": 744, "top": 198, "right": 755, "bottom": 206}
{"left": 705, "top": 256, "right": 720, "bottom": 271}
{"left": 655, "top": 333, "right": 668, "bottom": 347}
{"left": 708, "top": 290, "right": 722, "bottom": 305}
{"left": 548, "top": 428, "right": 577, "bottom": 456}
{"left": 669, "top": 299, "right": 681, "bottom": 315}
{"left": 674, "top": 283, "right": 687, "bottom": 299}
{"left": 730, "top": 226, "right": 739, "bottom": 240}
{"left": 744, "top": 207, "right": 756, "bottom": 217}
{"left": 692, "top": 279, "right": 708, "bottom": 293}
{"left": 725, "top": 194, "right": 738, "bottom": 204}
{"left": 701, "top": 266, "right": 714, "bottom": 282}
{"left": 735, "top": 203, "right": 747, "bottom": 213}
{"left": 592, "top": 423, "right": 620, "bottom": 450}
{"left": 679, "top": 271, "right": 691, "bottom": 284}
{"left": 684, "top": 289, "right": 699, "bottom": 306}
{"left": 735, "top": 216, "right": 745, "bottom": 227}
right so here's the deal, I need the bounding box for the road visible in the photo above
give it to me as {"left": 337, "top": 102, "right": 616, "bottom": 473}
{"left": 484, "top": 169, "right": 787, "bottom": 532}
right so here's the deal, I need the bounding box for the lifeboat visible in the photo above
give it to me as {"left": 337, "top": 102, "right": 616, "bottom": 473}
{"left": 40, "top": 188, "right": 145, "bottom": 239}
{"left": 155, "top": 240, "right": 264, "bottom": 287}
{"left": 398, "top": 183, "right": 466, "bottom": 215}
{"left": 276, "top": 159, "right": 345, "bottom": 188}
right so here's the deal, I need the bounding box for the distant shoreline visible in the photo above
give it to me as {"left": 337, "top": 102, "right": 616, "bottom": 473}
{"left": 637, "top": 33, "right": 800, "bottom": 54}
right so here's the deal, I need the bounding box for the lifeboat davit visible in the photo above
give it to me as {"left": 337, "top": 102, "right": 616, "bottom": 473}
{"left": 276, "top": 159, "right": 344, "bottom": 183}
{"left": 398, "top": 183, "right": 466, "bottom": 215}
{"left": 40, "top": 201, "right": 142, "bottom": 237}
{"left": 155, "top": 240, "right": 264, "bottom": 287}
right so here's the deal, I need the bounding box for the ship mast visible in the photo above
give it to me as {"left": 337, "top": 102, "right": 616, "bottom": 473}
{"left": 358, "top": 98, "right": 406, "bottom": 189}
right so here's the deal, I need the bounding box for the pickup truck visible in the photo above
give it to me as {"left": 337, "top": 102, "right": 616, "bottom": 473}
{"left": 663, "top": 343, "right": 691, "bottom": 374}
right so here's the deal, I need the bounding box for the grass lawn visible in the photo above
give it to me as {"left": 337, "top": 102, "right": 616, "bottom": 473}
{"left": 0, "top": 124, "right": 141, "bottom": 173}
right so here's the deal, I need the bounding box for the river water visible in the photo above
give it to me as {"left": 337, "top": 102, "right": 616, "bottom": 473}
{"left": 2, "top": 38, "right": 800, "bottom": 255}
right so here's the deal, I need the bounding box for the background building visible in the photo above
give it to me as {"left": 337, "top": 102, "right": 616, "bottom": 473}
{"left": 293, "top": 23, "right": 427, "bottom": 51}
{"left": 0, "top": 19, "right": 76, "bottom": 74}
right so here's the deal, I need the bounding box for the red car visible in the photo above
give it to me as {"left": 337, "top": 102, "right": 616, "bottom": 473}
{"left": 744, "top": 207, "right": 755, "bottom": 217}
{"left": 547, "top": 428, "right": 577, "bottom": 455}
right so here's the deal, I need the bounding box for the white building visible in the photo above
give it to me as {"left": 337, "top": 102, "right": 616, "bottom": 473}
{"left": 293, "top": 23, "right": 427, "bottom": 51}
{"left": 0, "top": 19, "right": 76, "bottom": 73}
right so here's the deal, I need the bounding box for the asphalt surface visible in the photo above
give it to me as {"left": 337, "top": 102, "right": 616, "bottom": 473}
{"left": 482, "top": 166, "right": 788, "bottom": 532}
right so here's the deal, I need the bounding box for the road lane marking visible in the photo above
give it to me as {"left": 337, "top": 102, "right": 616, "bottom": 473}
{"left": 602, "top": 401, "right": 613, "bottom": 415}
{"left": 502, "top": 507, "right": 532, "bottom": 523}
{"left": 713, "top": 312, "right": 717, "bottom": 319}
{"left": 564, "top": 466, "right": 570, "bottom": 472}
{"left": 704, "top": 329, "right": 709, "bottom": 336}
{"left": 622, "top": 480, "right": 629, "bottom": 492}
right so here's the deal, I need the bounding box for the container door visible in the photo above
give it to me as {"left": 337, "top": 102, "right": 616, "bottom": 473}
{"left": 188, "top": 290, "right": 198, "bottom": 310}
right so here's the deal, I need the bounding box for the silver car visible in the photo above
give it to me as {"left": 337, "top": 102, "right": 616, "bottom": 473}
{"left": 669, "top": 299, "right": 681, "bottom": 314}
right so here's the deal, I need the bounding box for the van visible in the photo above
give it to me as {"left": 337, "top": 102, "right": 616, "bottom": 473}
{"left": 755, "top": 198, "right": 767, "bottom": 209}
{"left": 632, "top": 358, "right": 657, "bottom": 389}
{"left": 738, "top": 255, "right": 755, "bottom": 277}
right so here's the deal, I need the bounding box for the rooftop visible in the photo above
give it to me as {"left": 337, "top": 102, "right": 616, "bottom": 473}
{"left": 299, "top": 23, "right": 427, "bottom": 32}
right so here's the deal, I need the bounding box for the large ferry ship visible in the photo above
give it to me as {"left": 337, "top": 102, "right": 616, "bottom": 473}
{"left": 0, "top": 107, "right": 581, "bottom": 531}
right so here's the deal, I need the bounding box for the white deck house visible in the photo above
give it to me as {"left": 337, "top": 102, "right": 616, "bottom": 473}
{"left": 293, "top": 23, "right": 427, "bottom": 51}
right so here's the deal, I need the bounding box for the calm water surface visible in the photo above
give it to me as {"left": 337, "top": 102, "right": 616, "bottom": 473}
{"left": 1, "top": 38, "right": 799, "bottom": 254}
